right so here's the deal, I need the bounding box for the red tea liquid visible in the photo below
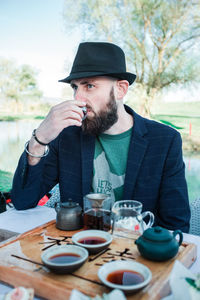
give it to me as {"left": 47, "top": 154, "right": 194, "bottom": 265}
{"left": 48, "top": 253, "right": 80, "bottom": 264}
{"left": 107, "top": 269, "right": 144, "bottom": 285}
{"left": 78, "top": 236, "right": 107, "bottom": 245}
{"left": 84, "top": 209, "right": 111, "bottom": 231}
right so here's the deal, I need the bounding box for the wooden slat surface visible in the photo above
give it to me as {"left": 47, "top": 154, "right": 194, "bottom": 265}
{"left": 0, "top": 220, "right": 197, "bottom": 300}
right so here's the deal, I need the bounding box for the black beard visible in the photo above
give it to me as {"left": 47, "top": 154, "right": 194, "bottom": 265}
{"left": 82, "top": 88, "right": 118, "bottom": 136}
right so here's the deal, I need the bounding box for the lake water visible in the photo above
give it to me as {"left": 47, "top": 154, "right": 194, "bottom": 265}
{"left": 0, "top": 120, "right": 41, "bottom": 173}
{"left": 0, "top": 120, "right": 199, "bottom": 202}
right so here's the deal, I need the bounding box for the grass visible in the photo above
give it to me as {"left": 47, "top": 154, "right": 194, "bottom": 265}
{"left": 0, "top": 115, "right": 20, "bottom": 121}
{"left": 0, "top": 114, "right": 45, "bottom": 121}
{"left": 151, "top": 100, "right": 200, "bottom": 134}
{"left": 150, "top": 101, "right": 200, "bottom": 153}
{"left": 126, "top": 98, "right": 200, "bottom": 152}
{"left": 151, "top": 100, "right": 200, "bottom": 116}
{"left": 152, "top": 112, "right": 200, "bottom": 136}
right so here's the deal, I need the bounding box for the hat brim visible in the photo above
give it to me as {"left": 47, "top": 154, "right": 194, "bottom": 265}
{"left": 59, "top": 71, "right": 136, "bottom": 85}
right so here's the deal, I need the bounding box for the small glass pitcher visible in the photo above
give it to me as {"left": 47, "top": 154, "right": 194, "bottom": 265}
{"left": 112, "top": 200, "right": 154, "bottom": 238}
{"left": 83, "top": 193, "right": 112, "bottom": 231}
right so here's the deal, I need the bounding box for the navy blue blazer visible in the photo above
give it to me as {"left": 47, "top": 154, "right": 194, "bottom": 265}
{"left": 11, "top": 106, "right": 190, "bottom": 232}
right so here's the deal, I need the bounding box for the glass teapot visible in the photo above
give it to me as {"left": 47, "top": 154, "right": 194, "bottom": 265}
{"left": 112, "top": 200, "right": 154, "bottom": 237}
{"left": 135, "top": 226, "right": 183, "bottom": 261}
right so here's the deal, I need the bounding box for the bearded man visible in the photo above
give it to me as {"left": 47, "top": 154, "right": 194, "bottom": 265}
{"left": 11, "top": 42, "right": 190, "bottom": 232}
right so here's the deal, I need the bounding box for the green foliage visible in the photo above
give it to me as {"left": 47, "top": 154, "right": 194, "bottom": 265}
{"left": 34, "top": 116, "right": 45, "bottom": 120}
{"left": 0, "top": 114, "right": 45, "bottom": 121}
{"left": 63, "top": 0, "right": 200, "bottom": 114}
{"left": 156, "top": 119, "right": 184, "bottom": 129}
{"left": 0, "top": 170, "right": 13, "bottom": 192}
{"left": 185, "top": 277, "right": 200, "bottom": 291}
{"left": 0, "top": 58, "right": 43, "bottom": 104}
{"left": 0, "top": 116, "right": 20, "bottom": 121}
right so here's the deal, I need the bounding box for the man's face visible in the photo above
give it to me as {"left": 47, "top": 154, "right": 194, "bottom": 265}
{"left": 70, "top": 77, "right": 118, "bottom": 135}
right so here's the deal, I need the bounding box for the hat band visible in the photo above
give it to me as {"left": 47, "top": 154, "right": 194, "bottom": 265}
{"left": 71, "top": 64, "right": 126, "bottom": 74}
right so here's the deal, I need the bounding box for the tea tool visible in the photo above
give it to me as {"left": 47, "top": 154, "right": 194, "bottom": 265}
{"left": 135, "top": 226, "right": 183, "bottom": 261}
{"left": 85, "top": 193, "right": 107, "bottom": 208}
{"left": 112, "top": 200, "right": 154, "bottom": 237}
{"left": 98, "top": 260, "right": 152, "bottom": 293}
{"left": 41, "top": 245, "right": 88, "bottom": 274}
{"left": 81, "top": 106, "right": 87, "bottom": 120}
{"left": 83, "top": 193, "right": 112, "bottom": 231}
{"left": 72, "top": 230, "right": 112, "bottom": 254}
{"left": 55, "top": 199, "right": 83, "bottom": 231}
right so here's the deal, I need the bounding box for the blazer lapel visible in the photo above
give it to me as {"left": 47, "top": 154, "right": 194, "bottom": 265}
{"left": 81, "top": 133, "right": 95, "bottom": 196}
{"left": 123, "top": 109, "right": 148, "bottom": 199}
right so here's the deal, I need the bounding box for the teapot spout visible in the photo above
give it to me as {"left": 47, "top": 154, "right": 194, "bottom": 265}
{"left": 135, "top": 239, "right": 140, "bottom": 245}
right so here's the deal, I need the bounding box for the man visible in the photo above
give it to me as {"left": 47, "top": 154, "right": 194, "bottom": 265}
{"left": 11, "top": 42, "right": 190, "bottom": 232}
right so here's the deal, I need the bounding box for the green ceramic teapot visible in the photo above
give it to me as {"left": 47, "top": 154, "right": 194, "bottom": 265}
{"left": 135, "top": 226, "right": 183, "bottom": 261}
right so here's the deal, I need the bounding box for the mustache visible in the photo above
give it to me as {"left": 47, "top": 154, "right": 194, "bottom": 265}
{"left": 85, "top": 104, "right": 92, "bottom": 110}
{"left": 82, "top": 87, "right": 118, "bottom": 136}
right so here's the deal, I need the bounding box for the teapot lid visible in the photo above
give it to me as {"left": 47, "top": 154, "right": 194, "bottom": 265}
{"left": 61, "top": 201, "right": 80, "bottom": 209}
{"left": 142, "top": 226, "right": 173, "bottom": 242}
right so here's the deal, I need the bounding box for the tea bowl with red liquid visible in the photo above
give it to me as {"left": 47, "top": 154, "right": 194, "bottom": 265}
{"left": 41, "top": 245, "right": 88, "bottom": 274}
{"left": 98, "top": 260, "right": 152, "bottom": 293}
{"left": 72, "top": 230, "right": 112, "bottom": 254}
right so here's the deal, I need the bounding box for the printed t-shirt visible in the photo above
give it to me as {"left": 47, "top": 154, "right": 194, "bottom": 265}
{"left": 92, "top": 127, "right": 132, "bottom": 203}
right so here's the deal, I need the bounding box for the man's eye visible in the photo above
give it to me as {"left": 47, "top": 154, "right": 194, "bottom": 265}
{"left": 71, "top": 84, "right": 77, "bottom": 91}
{"left": 87, "top": 84, "right": 94, "bottom": 89}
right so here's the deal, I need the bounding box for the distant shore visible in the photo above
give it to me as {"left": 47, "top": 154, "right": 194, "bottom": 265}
{"left": 182, "top": 135, "right": 200, "bottom": 153}
{"left": 0, "top": 112, "right": 200, "bottom": 153}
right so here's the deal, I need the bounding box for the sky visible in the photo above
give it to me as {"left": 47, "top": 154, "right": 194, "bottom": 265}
{"left": 0, "top": 0, "right": 81, "bottom": 97}
{"left": 1, "top": 0, "right": 200, "bottom": 102}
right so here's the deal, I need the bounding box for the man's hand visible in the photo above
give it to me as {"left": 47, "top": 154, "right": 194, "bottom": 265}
{"left": 36, "top": 100, "right": 86, "bottom": 144}
{"left": 27, "top": 100, "right": 86, "bottom": 165}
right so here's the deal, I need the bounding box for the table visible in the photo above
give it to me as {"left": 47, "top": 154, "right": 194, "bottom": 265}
{"left": 0, "top": 206, "right": 199, "bottom": 298}
{"left": 0, "top": 206, "right": 56, "bottom": 298}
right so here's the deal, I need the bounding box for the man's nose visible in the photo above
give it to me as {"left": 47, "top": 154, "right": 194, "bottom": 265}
{"left": 74, "top": 87, "right": 86, "bottom": 102}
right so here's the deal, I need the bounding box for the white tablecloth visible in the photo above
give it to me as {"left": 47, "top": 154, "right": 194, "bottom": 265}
{"left": 0, "top": 206, "right": 56, "bottom": 234}
{"left": 0, "top": 206, "right": 56, "bottom": 297}
{"left": 0, "top": 206, "right": 199, "bottom": 298}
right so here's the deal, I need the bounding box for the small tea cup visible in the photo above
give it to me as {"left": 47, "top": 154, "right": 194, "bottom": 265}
{"left": 98, "top": 260, "right": 152, "bottom": 293}
{"left": 72, "top": 230, "right": 112, "bottom": 254}
{"left": 41, "top": 245, "right": 88, "bottom": 274}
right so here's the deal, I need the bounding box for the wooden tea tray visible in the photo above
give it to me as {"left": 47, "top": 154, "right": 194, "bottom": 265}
{"left": 0, "top": 220, "right": 197, "bottom": 300}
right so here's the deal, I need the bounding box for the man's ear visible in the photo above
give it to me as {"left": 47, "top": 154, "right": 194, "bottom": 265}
{"left": 116, "top": 80, "right": 129, "bottom": 99}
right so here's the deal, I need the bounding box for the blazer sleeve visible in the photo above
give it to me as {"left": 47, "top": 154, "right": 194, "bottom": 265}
{"left": 11, "top": 138, "right": 59, "bottom": 210}
{"left": 155, "top": 131, "right": 191, "bottom": 233}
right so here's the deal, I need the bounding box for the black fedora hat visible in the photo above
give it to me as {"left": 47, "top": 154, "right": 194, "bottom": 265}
{"left": 59, "top": 42, "right": 136, "bottom": 85}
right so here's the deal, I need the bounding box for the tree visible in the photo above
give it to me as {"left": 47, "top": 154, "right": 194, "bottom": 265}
{"left": 62, "top": 0, "right": 200, "bottom": 116}
{"left": 0, "top": 58, "right": 42, "bottom": 111}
